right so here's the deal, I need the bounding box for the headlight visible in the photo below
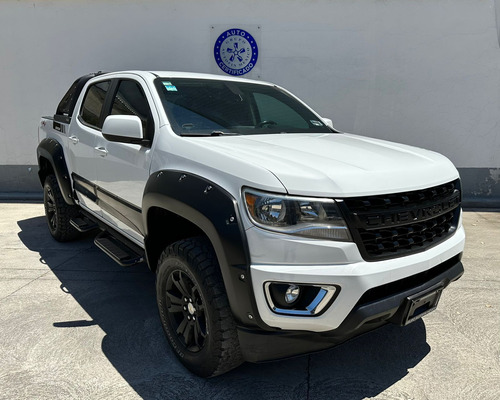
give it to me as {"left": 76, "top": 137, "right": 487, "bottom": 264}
{"left": 243, "top": 189, "right": 352, "bottom": 241}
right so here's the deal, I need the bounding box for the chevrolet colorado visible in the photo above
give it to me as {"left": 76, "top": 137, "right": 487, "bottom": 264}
{"left": 37, "top": 71, "right": 464, "bottom": 377}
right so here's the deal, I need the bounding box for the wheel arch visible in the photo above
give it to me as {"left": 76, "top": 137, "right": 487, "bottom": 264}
{"left": 142, "top": 170, "right": 264, "bottom": 329}
{"left": 37, "top": 138, "right": 75, "bottom": 205}
{"left": 144, "top": 206, "right": 206, "bottom": 273}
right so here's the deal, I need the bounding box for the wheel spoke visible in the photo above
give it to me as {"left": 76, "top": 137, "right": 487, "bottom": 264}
{"left": 193, "top": 321, "right": 201, "bottom": 347}
{"left": 195, "top": 318, "right": 206, "bottom": 339}
{"left": 178, "top": 273, "right": 192, "bottom": 297}
{"left": 167, "top": 304, "right": 184, "bottom": 313}
{"left": 192, "top": 287, "right": 204, "bottom": 311}
{"left": 173, "top": 275, "right": 190, "bottom": 298}
{"left": 176, "top": 317, "right": 188, "bottom": 336}
{"left": 183, "top": 322, "right": 193, "bottom": 346}
{"left": 166, "top": 291, "right": 183, "bottom": 306}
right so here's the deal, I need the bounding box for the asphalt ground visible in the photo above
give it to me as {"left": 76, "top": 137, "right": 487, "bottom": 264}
{"left": 0, "top": 202, "right": 498, "bottom": 400}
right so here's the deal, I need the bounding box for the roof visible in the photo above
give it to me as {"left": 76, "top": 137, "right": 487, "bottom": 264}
{"left": 97, "top": 70, "right": 272, "bottom": 86}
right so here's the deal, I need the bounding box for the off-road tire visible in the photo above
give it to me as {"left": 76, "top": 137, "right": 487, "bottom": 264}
{"left": 43, "top": 174, "right": 80, "bottom": 242}
{"left": 156, "top": 237, "right": 243, "bottom": 377}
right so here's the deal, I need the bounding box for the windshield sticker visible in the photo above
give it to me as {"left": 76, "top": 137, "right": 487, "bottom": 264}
{"left": 310, "top": 120, "right": 323, "bottom": 126}
{"left": 163, "top": 82, "right": 178, "bottom": 92}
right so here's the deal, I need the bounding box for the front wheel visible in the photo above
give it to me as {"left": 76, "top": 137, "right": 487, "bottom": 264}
{"left": 156, "top": 237, "right": 243, "bottom": 377}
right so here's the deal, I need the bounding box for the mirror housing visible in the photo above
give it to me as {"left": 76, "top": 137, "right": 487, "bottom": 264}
{"left": 322, "top": 117, "right": 334, "bottom": 129}
{"left": 102, "top": 115, "right": 149, "bottom": 146}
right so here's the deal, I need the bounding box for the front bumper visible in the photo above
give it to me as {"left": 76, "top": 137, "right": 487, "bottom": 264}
{"left": 240, "top": 253, "right": 463, "bottom": 362}
{"left": 248, "top": 223, "right": 465, "bottom": 332}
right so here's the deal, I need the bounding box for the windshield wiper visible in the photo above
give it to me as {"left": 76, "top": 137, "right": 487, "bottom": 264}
{"left": 179, "top": 130, "right": 240, "bottom": 137}
{"left": 210, "top": 130, "right": 240, "bottom": 136}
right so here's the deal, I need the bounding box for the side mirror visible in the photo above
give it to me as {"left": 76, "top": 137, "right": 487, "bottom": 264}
{"left": 102, "top": 115, "right": 149, "bottom": 146}
{"left": 322, "top": 118, "right": 334, "bottom": 129}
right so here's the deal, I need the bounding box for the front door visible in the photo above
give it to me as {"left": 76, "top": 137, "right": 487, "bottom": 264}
{"left": 94, "top": 77, "right": 156, "bottom": 244}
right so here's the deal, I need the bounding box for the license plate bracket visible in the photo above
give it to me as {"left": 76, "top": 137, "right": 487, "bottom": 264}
{"left": 401, "top": 285, "right": 444, "bottom": 326}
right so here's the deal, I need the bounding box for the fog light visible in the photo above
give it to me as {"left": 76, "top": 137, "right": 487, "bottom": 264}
{"left": 265, "top": 282, "right": 339, "bottom": 316}
{"left": 285, "top": 285, "right": 300, "bottom": 304}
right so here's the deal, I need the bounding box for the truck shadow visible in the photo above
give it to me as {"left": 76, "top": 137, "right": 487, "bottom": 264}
{"left": 18, "top": 215, "right": 430, "bottom": 400}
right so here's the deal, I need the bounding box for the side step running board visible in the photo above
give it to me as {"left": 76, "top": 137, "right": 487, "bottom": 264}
{"left": 70, "top": 216, "right": 98, "bottom": 233}
{"left": 94, "top": 232, "right": 144, "bottom": 267}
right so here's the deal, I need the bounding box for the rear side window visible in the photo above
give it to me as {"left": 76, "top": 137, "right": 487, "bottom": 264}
{"left": 109, "top": 80, "right": 153, "bottom": 138}
{"left": 56, "top": 78, "right": 80, "bottom": 118}
{"left": 80, "top": 81, "right": 110, "bottom": 128}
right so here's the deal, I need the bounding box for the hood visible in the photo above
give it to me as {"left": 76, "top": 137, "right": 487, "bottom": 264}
{"left": 189, "top": 133, "right": 459, "bottom": 197}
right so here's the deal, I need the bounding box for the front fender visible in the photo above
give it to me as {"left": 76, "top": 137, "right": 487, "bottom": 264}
{"left": 142, "top": 170, "right": 265, "bottom": 329}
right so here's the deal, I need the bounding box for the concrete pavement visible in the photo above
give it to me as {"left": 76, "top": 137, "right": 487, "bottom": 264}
{"left": 0, "top": 202, "right": 499, "bottom": 400}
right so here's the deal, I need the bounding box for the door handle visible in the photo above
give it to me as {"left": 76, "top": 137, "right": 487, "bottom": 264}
{"left": 94, "top": 147, "right": 108, "bottom": 157}
{"left": 69, "top": 135, "right": 79, "bottom": 144}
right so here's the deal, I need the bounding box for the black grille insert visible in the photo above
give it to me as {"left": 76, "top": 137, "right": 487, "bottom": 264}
{"left": 339, "top": 179, "right": 461, "bottom": 261}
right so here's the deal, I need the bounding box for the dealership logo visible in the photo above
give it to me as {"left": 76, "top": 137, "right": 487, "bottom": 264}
{"left": 214, "top": 28, "right": 258, "bottom": 76}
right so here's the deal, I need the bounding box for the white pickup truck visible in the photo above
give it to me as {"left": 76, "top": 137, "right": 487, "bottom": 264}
{"left": 37, "top": 71, "right": 465, "bottom": 377}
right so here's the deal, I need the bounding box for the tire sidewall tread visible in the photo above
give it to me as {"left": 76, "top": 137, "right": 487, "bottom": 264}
{"left": 156, "top": 237, "right": 243, "bottom": 377}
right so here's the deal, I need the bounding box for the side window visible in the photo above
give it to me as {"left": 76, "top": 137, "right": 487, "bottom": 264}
{"left": 56, "top": 78, "right": 80, "bottom": 117}
{"left": 80, "top": 81, "right": 110, "bottom": 128}
{"left": 109, "top": 80, "right": 153, "bottom": 138}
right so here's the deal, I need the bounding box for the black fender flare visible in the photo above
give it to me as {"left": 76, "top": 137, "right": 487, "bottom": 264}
{"left": 142, "top": 170, "right": 265, "bottom": 329}
{"left": 37, "top": 138, "right": 75, "bottom": 205}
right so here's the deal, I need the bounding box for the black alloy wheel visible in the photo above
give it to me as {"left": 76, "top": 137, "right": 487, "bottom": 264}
{"left": 165, "top": 269, "right": 207, "bottom": 352}
{"left": 43, "top": 174, "right": 80, "bottom": 242}
{"left": 44, "top": 183, "right": 57, "bottom": 232}
{"left": 156, "top": 237, "right": 243, "bottom": 377}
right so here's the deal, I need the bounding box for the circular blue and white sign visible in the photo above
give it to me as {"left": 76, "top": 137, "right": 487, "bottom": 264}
{"left": 214, "top": 28, "right": 258, "bottom": 76}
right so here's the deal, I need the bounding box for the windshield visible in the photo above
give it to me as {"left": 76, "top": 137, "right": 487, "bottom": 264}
{"left": 154, "top": 78, "right": 332, "bottom": 136}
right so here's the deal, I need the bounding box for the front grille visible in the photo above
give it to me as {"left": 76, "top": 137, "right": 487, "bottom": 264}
{"left": 339, "top": 179, "right": 461, "bottom": 261}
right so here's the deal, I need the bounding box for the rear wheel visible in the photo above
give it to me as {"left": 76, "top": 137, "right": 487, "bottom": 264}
{"left": 43, "top": 174, "right": 80, "bottom": 242}
{"left": 156, "top": 237, "right": 243, "bottom": 377}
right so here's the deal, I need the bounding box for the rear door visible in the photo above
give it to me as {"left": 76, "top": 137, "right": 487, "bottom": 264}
{"left": 66, "top": 79, "right": 112, "bottom": 216}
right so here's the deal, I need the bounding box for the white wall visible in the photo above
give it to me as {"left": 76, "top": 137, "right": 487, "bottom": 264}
{"left": 0, "top": 0, "right": 499, "bottom": 188}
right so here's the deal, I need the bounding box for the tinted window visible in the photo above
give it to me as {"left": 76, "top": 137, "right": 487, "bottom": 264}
{"left": 253, "top": 93, "right": 308, "bottom": 130}
{"left": 57, "top": 73, "right": 105, "bottom": 118}
{"left": 56, "top": 78, "right": 80, "bottom": 117}
{"left": 155, "top": 78, "right": 332, "bottom": 136}
{"left": 110, "top": 80, "right": 152, "bottom": 137}
{"left": 80, "top": 81, "right": 110, "bottom": 128}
